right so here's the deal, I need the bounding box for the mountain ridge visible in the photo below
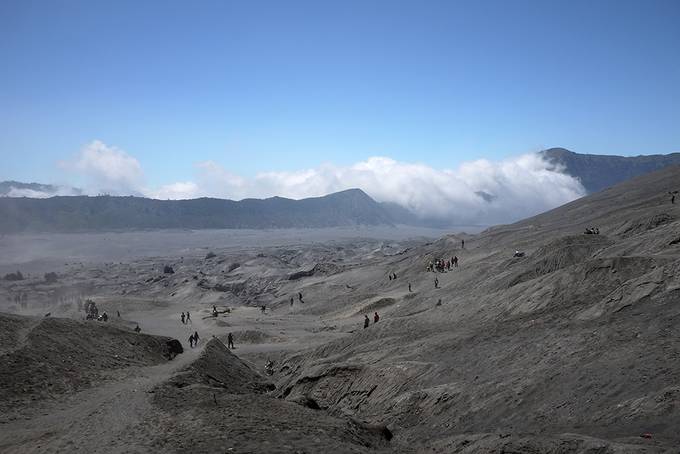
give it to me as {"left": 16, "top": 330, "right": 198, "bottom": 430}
{"left": 541, "top": 147, "right": 680, "bottom": 193}
{"left": 4, "top": 148, "right": 680, "bottom": 232}
{"left": 0, "top": 188, "right": 395, "bottom": 233}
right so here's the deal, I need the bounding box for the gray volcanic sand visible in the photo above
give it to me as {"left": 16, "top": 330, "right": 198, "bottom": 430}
{"left": 0, "top": 225, "right": 457, "bottom": 275}
{"left": 2, "top": 166, "right": 680, "bottom": 452}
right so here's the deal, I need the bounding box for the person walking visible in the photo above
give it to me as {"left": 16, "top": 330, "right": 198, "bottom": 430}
{"left": 227, "top": 332, "right": 235, "bottom": 349}
{"left": 374, "top": 312, "right": 380, "bottom": 323}
{"left": 181, "top": 312, "right": 185, "bottom": 324}
{"left": 364, "top": 315, "right": 370, "bottom": 329}
{"left": 186, "top": 311, "right": 191, "bottom": 323}
{"left": 193, "top": 331, "right": 200, "bottom": 346}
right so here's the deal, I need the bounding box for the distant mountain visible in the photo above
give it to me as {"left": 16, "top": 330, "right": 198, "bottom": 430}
{"left": 542, "top": 148, "right": 680, "bottom": 194}
{"left": 0, "top": 181, "right": 82, "bottom": 198}
{"left": 0, "top": 188, "right": 395, "bottom": 233}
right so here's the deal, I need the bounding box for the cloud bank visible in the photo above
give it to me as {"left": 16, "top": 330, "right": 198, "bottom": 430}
{"left": 0, "top": 182, "right": 82, "bottom": 198}
{"left": 2, "top": 187, "right": 81, "bottom": 198}
{"left": 61, "top": 140, "right": 145, "bottom": 195}
{"left": 60, "top": 140, "right": 586, "bottom": 226}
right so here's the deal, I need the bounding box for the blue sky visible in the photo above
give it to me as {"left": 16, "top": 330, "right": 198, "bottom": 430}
{"left": 1, "top": 0, "right": 679, "bottom": 190}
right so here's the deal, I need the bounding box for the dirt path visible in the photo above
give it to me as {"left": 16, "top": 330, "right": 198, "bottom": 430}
{"left": 0, "top": 317, "right": 43, "bottom": 356}
{"left": 0, "top": 346, "right": 202, "bottom": 454}
{"left": 0, "top": 297, "right": 357, "bottom": 453}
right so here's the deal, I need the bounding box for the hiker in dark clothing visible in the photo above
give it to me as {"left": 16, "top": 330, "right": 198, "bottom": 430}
{"left": 117, "top": 310, "right": 121, "bottom": 318}
{"left": 364, "top": 315, "right": 370, "bottom": 329}
{"left": 193, "top": 331, "right": 200, "bottom": 345}
{"left": 261, "top": 305, "right": 266, "bottom": 314}
{"left": 453, "top": 256, "right": 458, "bottom": 267}
{"left": 134, "top": 324, "right": 141, "bottom": 333}
{"left": 374, "top": 312, "right": 380, "bottom": 323}
{"left": 461, "top": 239, "right": 465, "bottom": 249}
{"left": 298, "top": 292, "right": 304, "bottom": 303}
{"left": 181, "top": 312, "right": 185, "bottom": 324}
{"left": 189, "top": 333, "right": 195, "bottom": 348}
{"left": 186, "top": 311, "right": 191, "bottom": 323}
{"left": 389, "top": 274, "right": 392, "bottom": 281}
{"left": 290, "top": 296, "right": 294, "bottom": 306}
{"left": 408, "top": 283, "right": 412, "bottom": 292}
{"left": 227, "top": 332, "right": 235, "bottom": 349}
{"left": 434, "top": 277, "right": 439, "bottom": 289}
{"left": 393, "top": 272, "right": 397, "bottom": 279}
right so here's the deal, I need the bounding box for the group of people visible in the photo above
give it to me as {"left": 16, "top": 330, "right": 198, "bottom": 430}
{"left": 363, "top": 312, "right": 380, "bottom": 328}
{"left": 388, "top": 272, "right": 398, "bottom": 280}
{"left": 584, "top": 227, "right": 600, "bottom": 235}
{"left": 290, "top": 291, "right": 304, "bottom": 306}
{"left": 188, "top": 330, "right": 200, "bottom": 348}
{"left": 427, "top": 256, "right": 458, "bottom": 272}
{"left": 180, "top": 311, "right": 191, "bottom": 324}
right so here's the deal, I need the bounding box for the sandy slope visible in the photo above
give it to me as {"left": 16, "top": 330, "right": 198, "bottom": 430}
{"left": 1, "top": 165, "right": 680, "bottom": 452}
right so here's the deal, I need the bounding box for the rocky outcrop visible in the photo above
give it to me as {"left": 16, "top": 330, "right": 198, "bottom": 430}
{"left": 288, "top": 263, "right": 345, "bottom": 280}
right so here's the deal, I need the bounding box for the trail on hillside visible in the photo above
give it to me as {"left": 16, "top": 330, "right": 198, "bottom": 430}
{"left": 0, "top": 337, "right": 202, "bottom": 454}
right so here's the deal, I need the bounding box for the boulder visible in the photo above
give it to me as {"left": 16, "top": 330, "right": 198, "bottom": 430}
{"left": 166, "top": 339, "right": 184, "bottom": 359}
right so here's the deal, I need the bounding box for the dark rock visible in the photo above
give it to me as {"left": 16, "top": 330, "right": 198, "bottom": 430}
{"left": 288, "top": 263, "right": 344, "bottom": 280}
{"left": 165, "top": 339, "right": 184, "bottom": 359}
{"left": 4, "top": 271, "right": 24, "bottom": 281}
{"left": 228, "top": 263, "right": 240, "bottom": 272}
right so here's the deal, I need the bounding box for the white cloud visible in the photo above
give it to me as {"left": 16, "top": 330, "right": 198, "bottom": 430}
{"left": 4, "top": 188, "right": 54, "bottom": 198}
{"left": 63, "top": 140, "right": 144, "bottom": 195}
{"left": 1, "top": 185, "right": 81, "bottom": 198}
{"left": 147, "top": 181, "right": 200, "bottom": 200}
{"left": 56, "top": 140, "right": 586, "bottom": 225}
{"left": 173, "top": 153, "right": 585, "bottom": 225}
